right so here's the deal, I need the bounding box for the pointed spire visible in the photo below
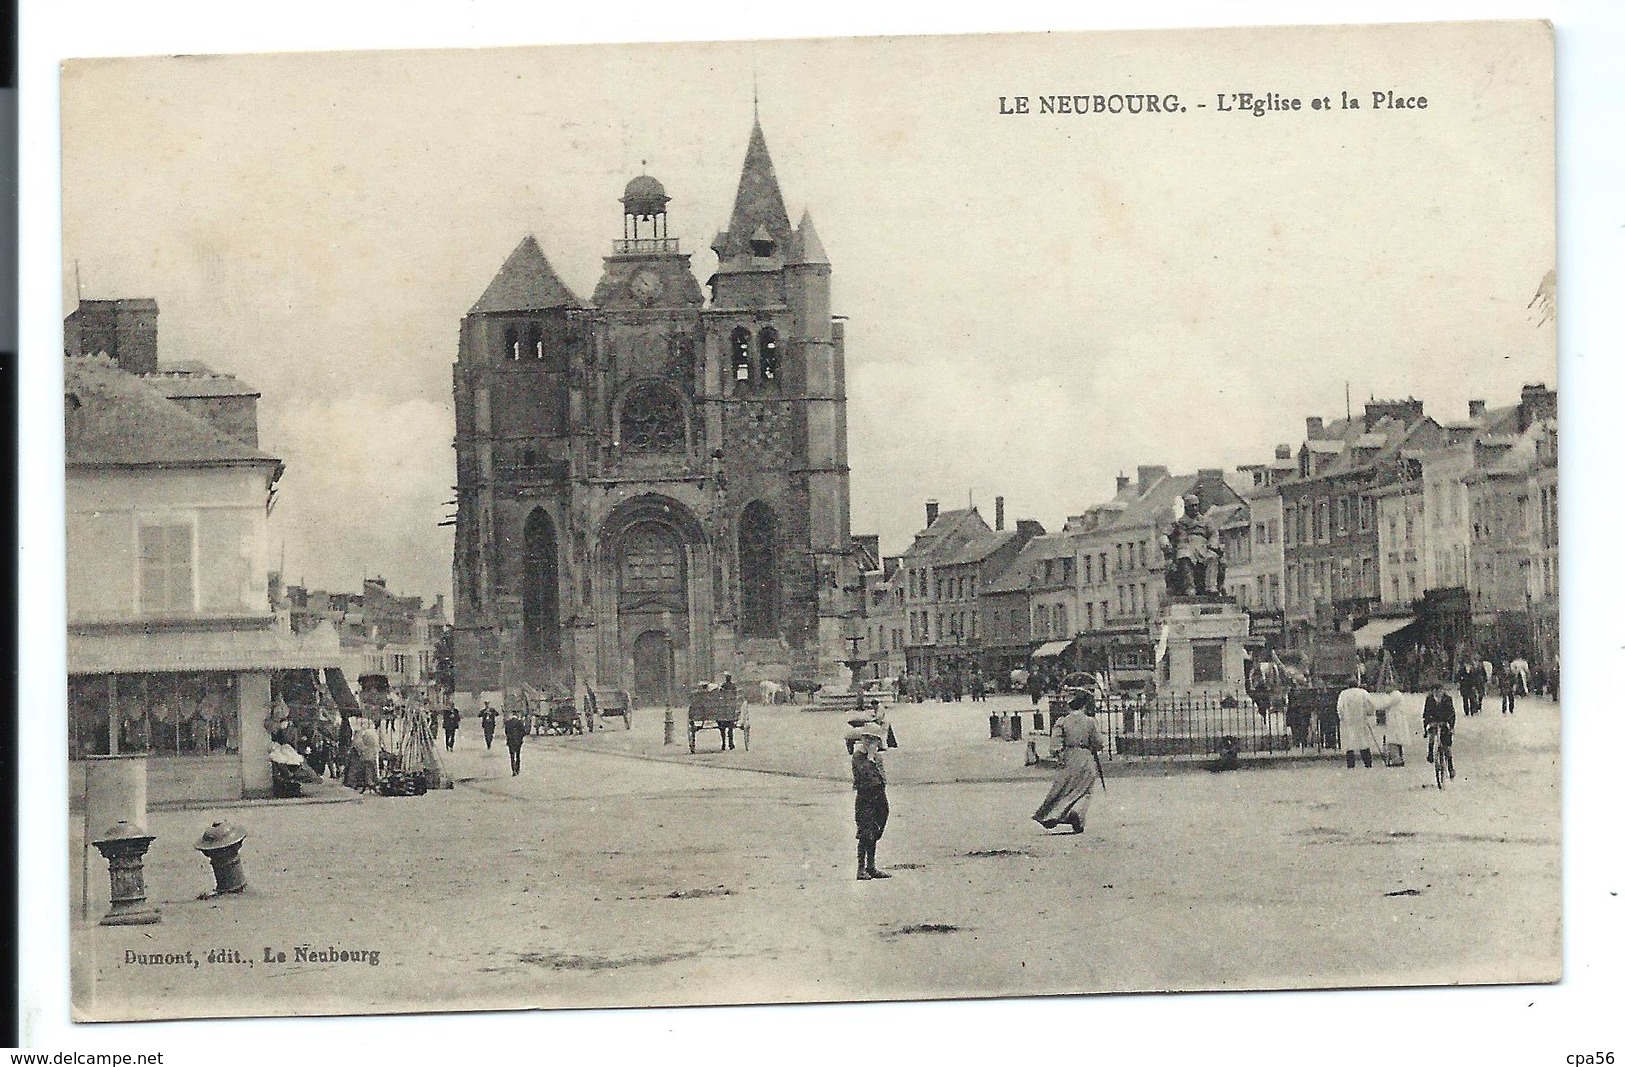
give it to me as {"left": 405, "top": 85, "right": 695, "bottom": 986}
{"left": 469, "top": 235, "right": 583, "bottom": 314}
{"left": 722, "top": 121, "right": 792, "bottom": 261}
{"left": 789, "top": 209, "right": 829, "bottom": 266}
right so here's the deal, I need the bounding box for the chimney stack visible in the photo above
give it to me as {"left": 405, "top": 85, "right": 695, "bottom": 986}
{"left": 1468, "top": 399, "right": 1486, "bottom": 420}
{"left": 925, "top": 499, "right": 940, "bottom": 527}
{"left": 994, "top": 496, "right": 1005, "bottom": 531}
{"left": 1305, "top": 416, "right": 1324, "bottom": 438}
{"left": 1136, "top": 465, "right": 1170, "bottom": 495}
{"left": 1274, "top": 443, "right": 1292, "bottom": 460}
{"left": 1116, "top": 472, "right": 1130, "bottom": 492}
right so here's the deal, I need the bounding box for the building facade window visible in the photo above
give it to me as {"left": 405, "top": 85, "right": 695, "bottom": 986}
{"left": 619, "top": 382, "right": 686, "bottom": 454}
{"left": 619, "top": 522, "right": 686, "bottom": 608}
{"left": 138, "top": 522, "right": 194, "bottom": 615}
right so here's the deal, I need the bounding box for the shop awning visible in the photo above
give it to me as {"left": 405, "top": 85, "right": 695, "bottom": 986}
{"left": 1032, "top": 639, "right": 1074, "bottom": 659}
{"left": 1354, "top": 616, "right": 1417, "bottom": 650}
{"left": 68, "top": 620, "right": 357, "bottom": 675}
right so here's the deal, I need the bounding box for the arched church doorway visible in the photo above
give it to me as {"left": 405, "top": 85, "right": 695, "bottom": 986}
{"left": 632, "top": 630, "right": 674, "bottom": 706}
{"left": 522, "top": 507, "right": 562, "bottom": 682}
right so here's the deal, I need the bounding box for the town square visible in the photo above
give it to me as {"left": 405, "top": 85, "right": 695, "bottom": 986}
{"left": 39, "top": 16, "right": 1575, "bottom": 1040}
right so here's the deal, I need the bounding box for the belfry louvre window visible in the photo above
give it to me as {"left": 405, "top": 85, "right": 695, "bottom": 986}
{"left": 759, "top": 327, "right": 780, "bottom": 380}
{"left": 731, "top": 327, "right": 753, "bottom": 382}
{"left": 139, "top": 523, "right": 193, "bottom": 614}
{"left": 619, "top": 382, "right": 685, "bottom": 453}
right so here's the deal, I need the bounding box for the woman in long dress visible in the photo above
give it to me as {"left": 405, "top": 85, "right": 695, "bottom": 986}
{"left": 1033, "top": 692, "right": 1104, "bottom": 834}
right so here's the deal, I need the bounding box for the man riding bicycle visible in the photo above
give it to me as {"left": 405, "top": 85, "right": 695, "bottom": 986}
{"left": 1423, "top": 679, "right": 1457, "bottom": 779}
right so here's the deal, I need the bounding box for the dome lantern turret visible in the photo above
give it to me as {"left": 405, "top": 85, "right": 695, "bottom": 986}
{"left": 616, "top": 168, "right": 678, "bottom": 253}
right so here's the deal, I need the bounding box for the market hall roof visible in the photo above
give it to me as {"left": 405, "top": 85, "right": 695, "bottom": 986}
{"left": 64, "top": 356, "right": 280, "bottom": 470}
{"left": 469, "top": 235, "right": 585, "bottom": 315}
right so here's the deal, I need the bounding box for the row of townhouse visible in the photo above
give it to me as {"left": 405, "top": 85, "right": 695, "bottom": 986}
{"left": 853, "top": 384, "right": 1558, "bottom": 688}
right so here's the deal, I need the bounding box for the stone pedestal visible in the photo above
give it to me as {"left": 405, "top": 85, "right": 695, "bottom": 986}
{"left": 1155, "top": 597, "right": 1251, "bottom": 698}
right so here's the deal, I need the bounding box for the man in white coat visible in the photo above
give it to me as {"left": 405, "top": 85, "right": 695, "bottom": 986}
{"left": 1336, "top": 685, "right": 1404, "bottom": 769}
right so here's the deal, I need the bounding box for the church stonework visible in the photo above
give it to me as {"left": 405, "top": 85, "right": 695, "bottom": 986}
{"left": 451, "top": 121, "right": 855, "bottom": 704}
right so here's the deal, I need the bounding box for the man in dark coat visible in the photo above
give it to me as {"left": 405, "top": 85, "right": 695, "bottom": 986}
{"left": 845, "top": 718, "right": 892, "bottom": 880}
{"left": 480, "top": 702, "right": 499, "bottom": 749}
{"left": 503, "top": 710, "right": 527, "bottom": 777}
{"left": 1456, "top": 659, "right": 1480, "bottom": 717}
{"left": 442, "top": 706, "right": 461, "bottom": 751}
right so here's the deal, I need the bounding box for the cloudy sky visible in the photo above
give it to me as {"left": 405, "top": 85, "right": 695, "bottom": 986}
{"left": 60, "top": 22, "right": 1554, "bottom": 607}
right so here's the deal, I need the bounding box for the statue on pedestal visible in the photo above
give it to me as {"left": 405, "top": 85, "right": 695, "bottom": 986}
{"left": 1161, "top": 493, "right": 1225, "bottom": 597}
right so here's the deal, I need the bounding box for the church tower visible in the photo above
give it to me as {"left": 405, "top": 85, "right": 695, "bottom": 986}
{"left": 704, "top": 120, "right": 853, "bottom": 684}
{"left": 451, "top": 117, "right": 854, "bottom": 707}
{"left": 451, "top": 236, "right": 590, "bottom": 696}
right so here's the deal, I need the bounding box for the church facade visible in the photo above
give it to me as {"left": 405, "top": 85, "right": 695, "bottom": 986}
{"left": 451, "top": 121, "right": 856, "bottom": 705}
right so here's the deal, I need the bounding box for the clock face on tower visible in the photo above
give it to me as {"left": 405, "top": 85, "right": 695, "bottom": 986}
{"left": 631, "top": 271, "right": 662, "bottom": 306}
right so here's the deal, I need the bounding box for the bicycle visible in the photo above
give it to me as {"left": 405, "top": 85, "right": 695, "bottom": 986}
{"left": 1426, "top": 722, "right": 1455, "bottom": 789}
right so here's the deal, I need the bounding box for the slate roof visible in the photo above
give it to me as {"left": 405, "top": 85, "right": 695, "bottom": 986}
{"left": 65, "top": 357, "right": 279, "bottom": 469}
{"left": 788, "top": 210, "right": 829, "bottom": 266}
{"left": 470, "top": 235, "right": 584, "bottom": 315}
{"left": 716, "top": 122, "right": 792, "bottom": 265}
{"left": 982, "top": 534, "right": 1070, "bottom": 594}
{"left": 900, "top": 508, "right": 987, "bottom": 562}
{"left": 939, "top": 529, "right": 1022, "bottom": 567}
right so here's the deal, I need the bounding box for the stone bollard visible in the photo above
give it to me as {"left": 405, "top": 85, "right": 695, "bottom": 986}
{"left": 663, "top": 708, "right": 675, "bottom": 746}
{"left": 195, "top": 820, "right": 249, "bottom": 899}
{"left": 988, "top": 714, "right": 1000, "bottom": 740}
{"left": 90, "top": 821, "right": 160, "bottom": 926}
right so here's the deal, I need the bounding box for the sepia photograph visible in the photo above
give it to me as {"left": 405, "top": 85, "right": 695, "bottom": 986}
{"left": 48, "top": 15, "right": 1567, "bottom": 1028}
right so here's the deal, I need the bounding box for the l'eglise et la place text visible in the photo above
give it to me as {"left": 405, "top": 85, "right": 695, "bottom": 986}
{"left": 998, "top": 90, "right": 1427, "bottom": 117}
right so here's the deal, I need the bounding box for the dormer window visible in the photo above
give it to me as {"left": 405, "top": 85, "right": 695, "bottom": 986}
{"left": 749, "top": 224, "right": 776, "bottom": 257}
{"left": 759, "top": 327, "right": 780, "bottom": 381}
{"left": 730, "top": 327, "right": 753, "bottom": 383}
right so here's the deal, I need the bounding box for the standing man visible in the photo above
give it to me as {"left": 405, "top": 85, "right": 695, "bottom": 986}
{"left": 503, "top": 709, "right": 528, "bottom": 777}
{"left": 1499, "top": 661, "right": 1518, "bottom": 715}
{"left": 1423, "top": 679, "right": 1457, "bottom": 777}
{"left": 1027, "top": 669, "right": 1044, "bottom": 708}
{"left": 480, "top": 702, "right": 498, "bottom": 749}
{"left": 718, "top": 673, "right": 739, "bottom": 751}
{"left": 1336, "top": 684, "right": 1403, "bottom": 769}
{"left": 1032, "top": 692, "right": 1105, "bottom": 834}
{"left": 442, "top": 705, "right": 461, "bottom": 751}
{"left": 844, "top": 717, "right": 892, "bottom": 880}
{"left": 1456, "top": 658, "right": 1479, "bottom": 717}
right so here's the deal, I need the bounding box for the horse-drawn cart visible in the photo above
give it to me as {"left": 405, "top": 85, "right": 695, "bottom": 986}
{"left": 593, "top": 688, "right": 632, "bottom": 730}
{"left": 535, "top": 696, "right": 583, "bottom": 736}
{"left": 687, "top": 688, "right": 749, "bottom": 753}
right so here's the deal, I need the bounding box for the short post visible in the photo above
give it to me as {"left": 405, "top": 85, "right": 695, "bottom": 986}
{"left": 195, "top": 820, "right": 249, "bottom": 898}
{"left": 663, "top": 707, "right": 675, "bottom": 746}
{"left": 90, "top": 821, "right": 161, "bottom": 926}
